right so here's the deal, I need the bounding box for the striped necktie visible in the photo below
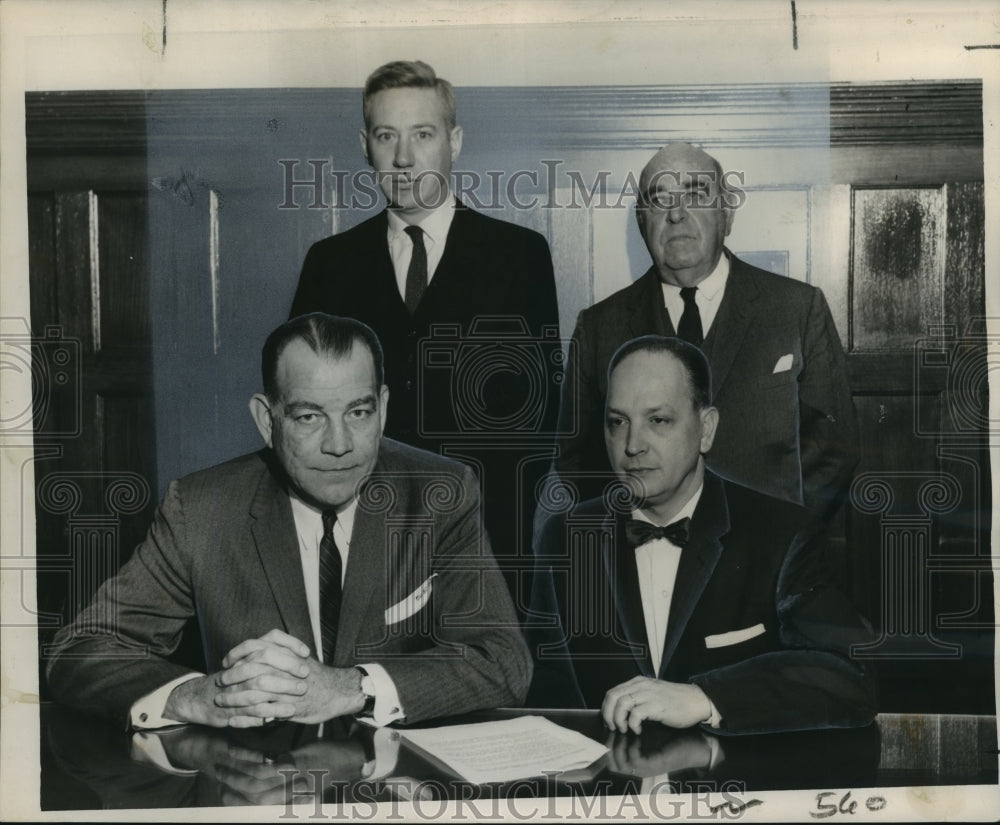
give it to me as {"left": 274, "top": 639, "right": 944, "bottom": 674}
{"left": 319, "top": 511, "right": 343, "bottom": 665}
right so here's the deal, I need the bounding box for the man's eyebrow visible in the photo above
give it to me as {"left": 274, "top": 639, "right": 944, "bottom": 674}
{"left": 283, "top": 400, "right": 323, "bottom": 412}
{"left": 643, "top": 403, "right": 677, "bottom": 415}
{"left": 652, "top": 179, "right": 710, "bottom": 192}
{"left": 345, "top": 394, "right": 377, "bottom": 410}
{"left": 607, "top": 403, "right": 677, "bottom": 417}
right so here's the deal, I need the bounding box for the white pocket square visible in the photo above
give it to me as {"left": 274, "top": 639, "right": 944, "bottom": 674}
{"left": 384, "top": 574, "right": 437, "bottom": 626}
{"left": 704, "top": 623, "right": 766, "bottom": 649}
{"left": 772, "top": 354, "right": 794, "bottom": 374}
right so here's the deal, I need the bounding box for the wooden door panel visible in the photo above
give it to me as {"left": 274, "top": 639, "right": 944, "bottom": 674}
{"left": 29, "top": 188, "right": 159, "bottom": 680}
{"left": 850, "top": 186, "right": 946, "bottom": 351}
{"left": 844, "top": 180, "right": 991, "bottom": 712}
{"left": 96, "top": 193, "right": 151, "bottom": 348}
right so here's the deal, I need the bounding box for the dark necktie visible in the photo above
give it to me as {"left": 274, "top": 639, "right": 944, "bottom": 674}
{"left": 625, "top": 516, "right": 691, "bottom": 548}
{"left": 676, "top": 287, "right": 704, "bottom": 347}
{"left": 319, "top": 511, "right": 343, "bottom": 665}
{"left": 404, "top": 225, "right": 427, "bottom": 314}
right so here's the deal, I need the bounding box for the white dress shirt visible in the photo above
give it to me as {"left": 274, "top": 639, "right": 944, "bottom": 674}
{"left": 287, "top": 493, "right": 404, "bottom": 726}
{"left": 632, "top": 483, "right": 721, "bottom": 729}
{"left": 633, "top": 485, "right": 703, "bottom": 676}
{"left": 129, "top": 493, "right": 404, "bottom": 730}
{"left": 660, "top": 252, "right": 730, "bottom": 336}
{"left": 386, "top": 197, "right": 456, "bottom": 299}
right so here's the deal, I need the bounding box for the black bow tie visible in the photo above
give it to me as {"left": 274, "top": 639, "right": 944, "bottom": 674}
{"left": 625, "top": 517, "right": 691, "bottom": 548}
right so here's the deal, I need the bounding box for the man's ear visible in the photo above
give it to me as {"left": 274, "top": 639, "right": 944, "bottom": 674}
{"left": 359, "top": 129, "right": 371, "bottom": 165}
{"left": 449, "top": 125, "right": 463, "bottom": 162}
{"left": 635, "top": 203, "right": 646, "bottom": 236}
{"left": 723, "top": 203, "right": 735, "bottom": 237}
{"left": 699, "top": 405, "right": 719, "bottom": 454}
{"left": 249, "top": 394, "right": 275, "bottom": 447}
{"left": 378, "top": 384, "right": 389, "bottom": 434}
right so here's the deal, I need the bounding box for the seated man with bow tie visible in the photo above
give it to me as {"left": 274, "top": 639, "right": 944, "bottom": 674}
{"left": 527, "top": 335, "right": 876, "bottom": 735}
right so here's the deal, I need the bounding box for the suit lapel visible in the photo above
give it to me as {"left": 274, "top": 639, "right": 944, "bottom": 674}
{"left": 627, "top": 269, "right": 674, "bottom": 339}
{"left": 412, "top": 202, "right": 482, "bottom": 324}
{"left": 333, "top": 490, "right": 385, "bottom": 667}
{"left": 657, "top": 472, "right": 730, "bottom": 677}
{"left": 704, "top": 252, "right": 758, "bottom": 395}
{"left": 249, "top": 459, "right": 316, "bottom": 655}
{"left": 368, "top": 212, "right": 409, "bottom": 317}
{"left": 604, "top": 511, "right": 656, "bottom": 677}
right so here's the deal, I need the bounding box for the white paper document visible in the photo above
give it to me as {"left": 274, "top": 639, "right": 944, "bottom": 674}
{"left": 400, "top": 715, "right": 608, "bottom": 784}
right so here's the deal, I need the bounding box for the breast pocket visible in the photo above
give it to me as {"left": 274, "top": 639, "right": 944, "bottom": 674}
{"left": 700, "top": 620, "right": 777, "bottom": 669}
{"left": 704, "top": 623, "right": 766, "bottom": 649}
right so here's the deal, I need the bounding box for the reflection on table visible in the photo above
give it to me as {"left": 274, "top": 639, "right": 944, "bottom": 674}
{"left": 41, "top": 704, "right": 997, "bottom": 811}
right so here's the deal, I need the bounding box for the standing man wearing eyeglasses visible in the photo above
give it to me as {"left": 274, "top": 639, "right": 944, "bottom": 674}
{"left": 555, "top": 142, "right": 858, "bottom": 521}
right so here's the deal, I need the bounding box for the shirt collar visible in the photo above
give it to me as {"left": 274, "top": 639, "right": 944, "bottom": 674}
{"left": 698, "top": 250, "right": 730, "bottom": 301}
{"left": 288, "top": 488, "right": 359, "bottom": 542}
{"left": 386, "top": 196, "right": 456, "bottom": 248}
{"left": 660, "top": 250, "right": 730, "bottom": 301}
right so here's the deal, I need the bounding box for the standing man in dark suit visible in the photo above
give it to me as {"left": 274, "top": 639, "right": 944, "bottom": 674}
{"left": 556, "top": 143, "right": 858, "bottom": 519}
{"left": 46, "top": 313, "right": 530, "bottom": 730}
{"left": 530, "top": 336, "right": 876, "bottom": 734}
{"left": 291, "top": 60, "right": 561, "bottom": 613}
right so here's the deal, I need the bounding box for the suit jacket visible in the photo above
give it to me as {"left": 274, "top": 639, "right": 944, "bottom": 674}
{"left": 527, "top": 471, "right": 877, "bottom": 734}
{"left": 291, "top": 203, "right": 561, "bottom": 608}
{"left": 290, "top": 202, "right": 560, "bottom": 447}
{"left": 556, "top": 252, "right": 859, "bottom": 516}
{"left": 45, "top": 439, "right": 531, "bottom": 727}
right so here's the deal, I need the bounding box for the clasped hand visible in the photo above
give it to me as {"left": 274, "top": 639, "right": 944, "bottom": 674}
{"left": 165, "top": 629, "right": 364, "bottom": 727}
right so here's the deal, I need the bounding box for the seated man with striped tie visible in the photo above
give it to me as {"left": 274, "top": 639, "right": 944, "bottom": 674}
{"left": 528, "top": 335, "right": 876, "bottom": 734}
{"left": 47, "top": 313, "right": 531, "bottom": 730}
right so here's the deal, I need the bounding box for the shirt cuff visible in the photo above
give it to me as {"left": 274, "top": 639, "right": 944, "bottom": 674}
{"left": 704, "top": 697, "right": 722, "bottom": 729}
{"left": 357, "top": 663, "right": 405, "bottom": 726}
{"left": 130, "top": 673, "right": 203, "bottom": 729}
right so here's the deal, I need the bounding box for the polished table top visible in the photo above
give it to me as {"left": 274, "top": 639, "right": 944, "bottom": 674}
{"left": 40, "top": 704, "right": 997, "bottom": 812}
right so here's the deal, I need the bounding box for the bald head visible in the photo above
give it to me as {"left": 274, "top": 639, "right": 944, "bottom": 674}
{"left": 638, "top": 143, "right": 724, "bottom": 195}
{"left": 635, "top": 142, "right": 735, "bottom": 288}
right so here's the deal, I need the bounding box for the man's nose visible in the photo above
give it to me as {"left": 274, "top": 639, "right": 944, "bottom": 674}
{"left": 394, "top": 136, "right": 413, "bottom": 167}
{"left": 624, "top": 425, "right": 646, "bottom": 456}
{"left": 321, "top": 420, "right": 353, "bottom": 456}
{"left": 666, "top": 201, "right": 687, "bottom": 224}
